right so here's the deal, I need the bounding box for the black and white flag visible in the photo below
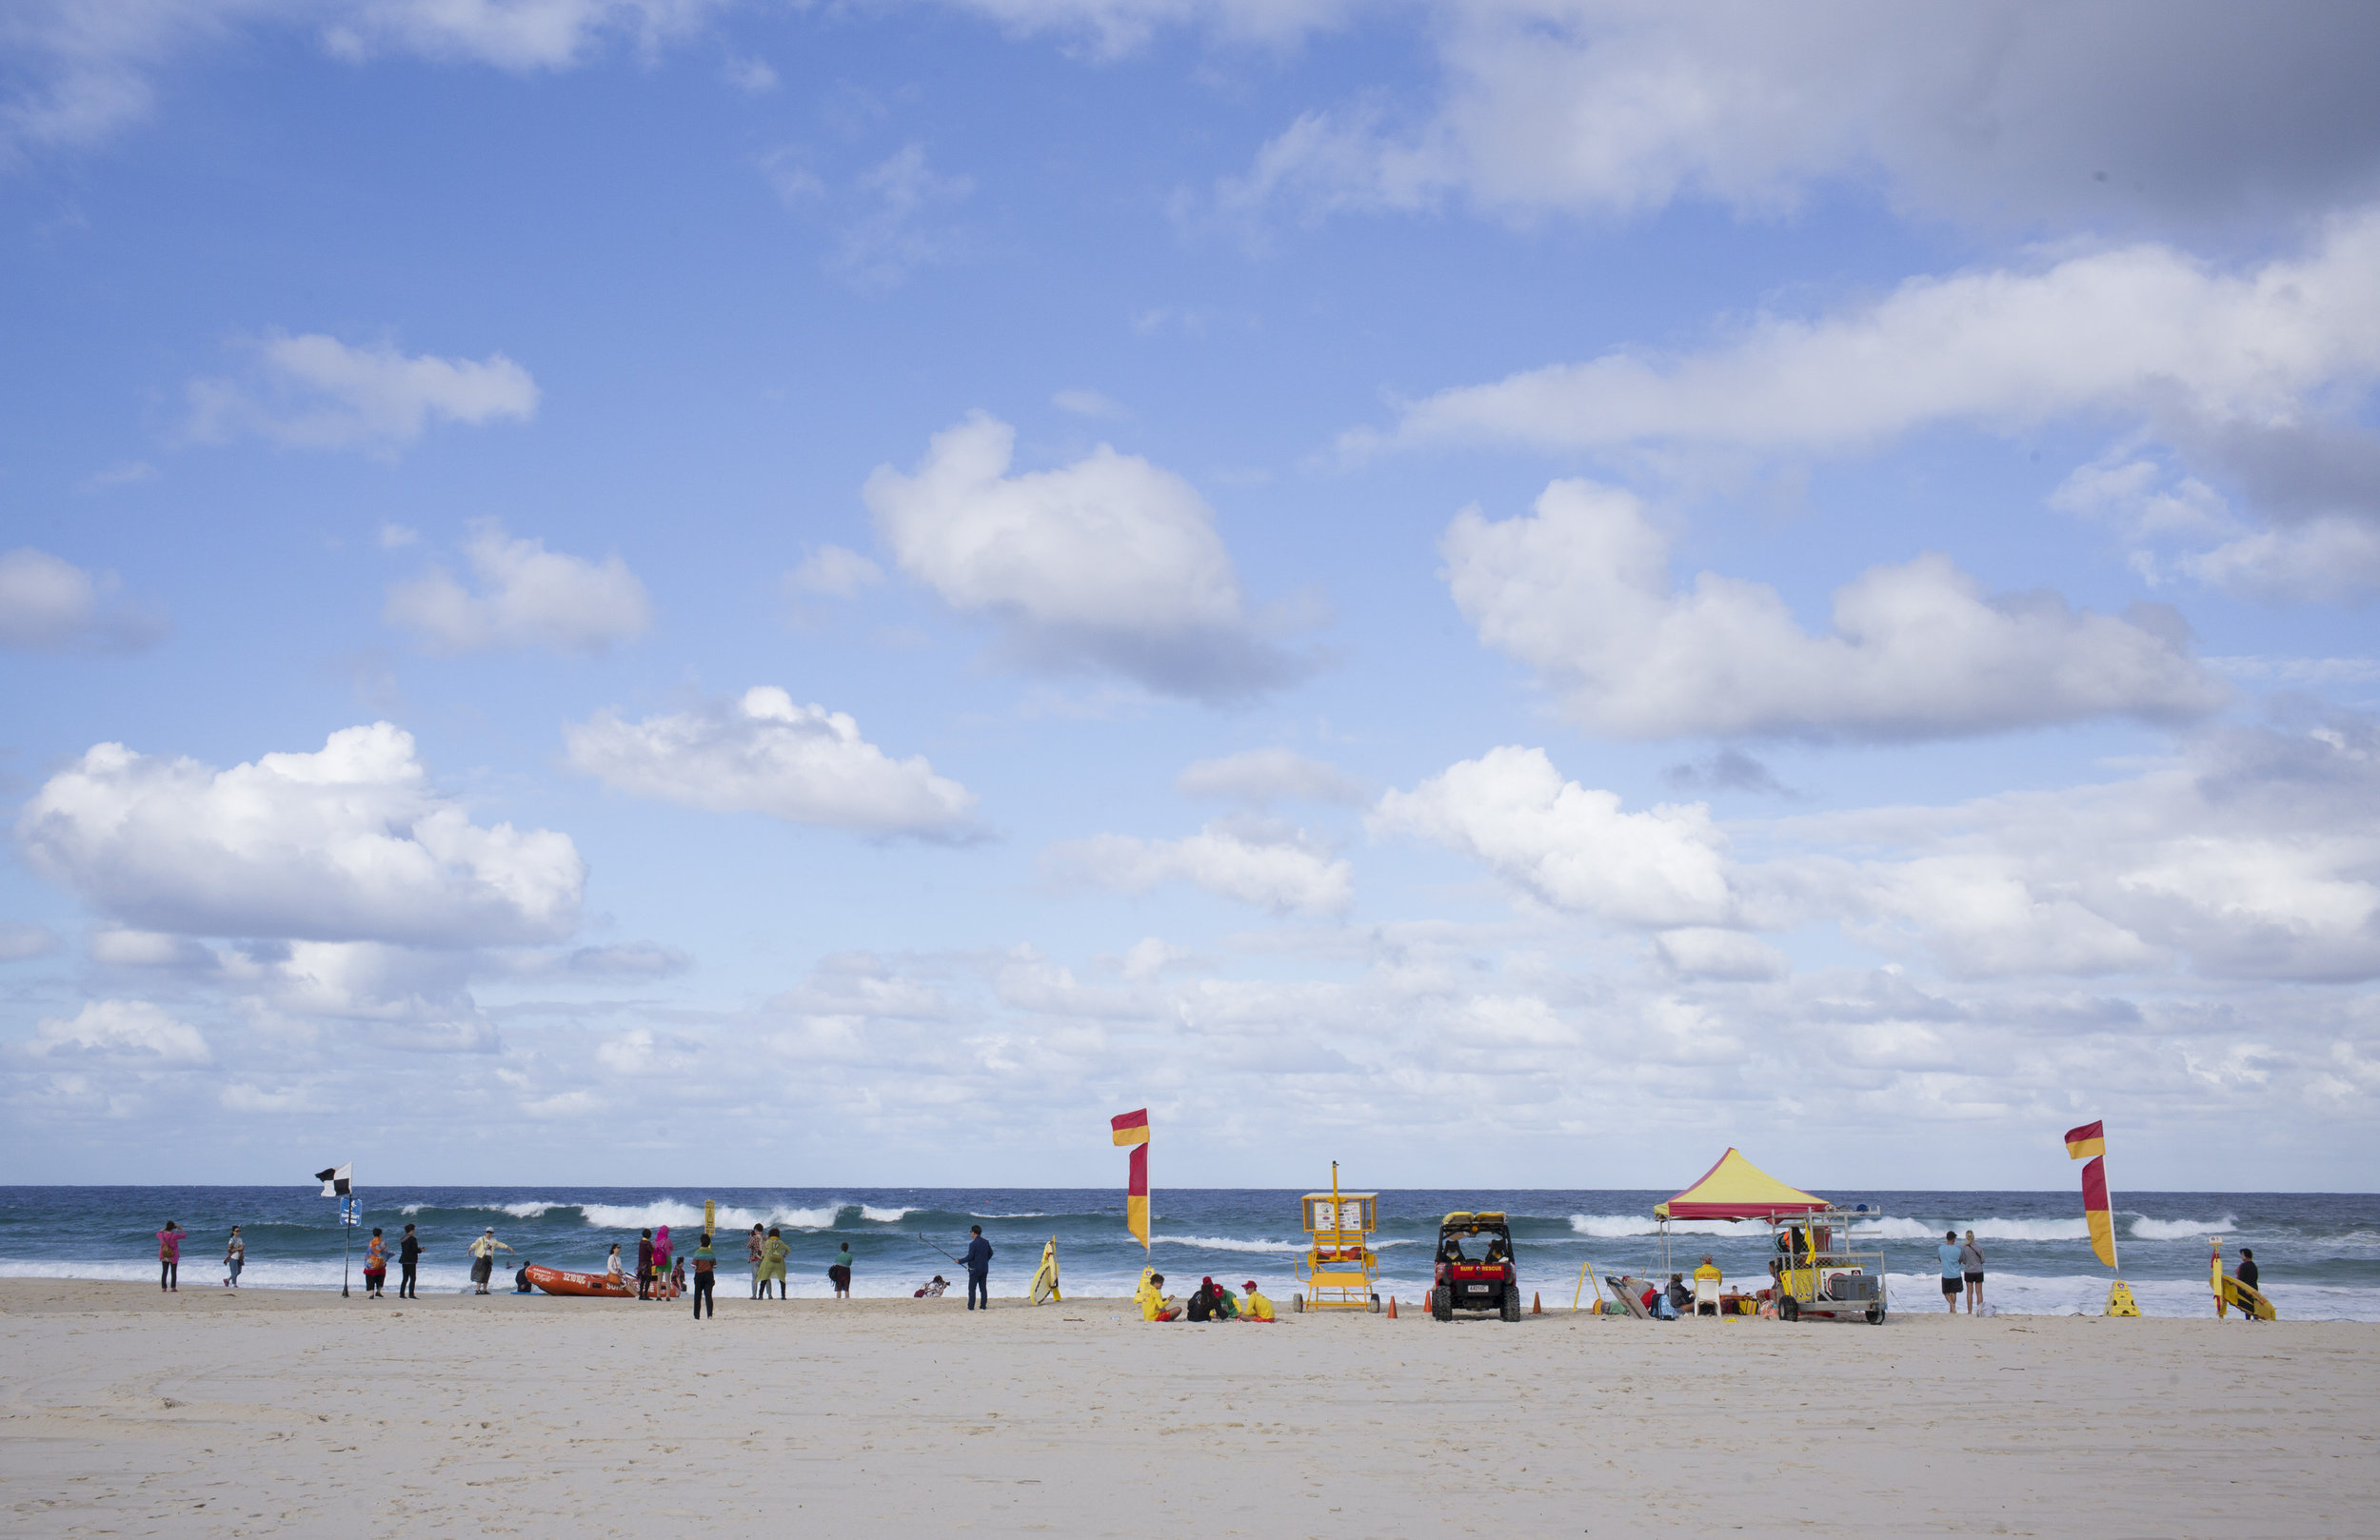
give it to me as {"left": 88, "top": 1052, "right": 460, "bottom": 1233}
{"left": 315, "top": 1163, "right": 352, "bottom": 1196}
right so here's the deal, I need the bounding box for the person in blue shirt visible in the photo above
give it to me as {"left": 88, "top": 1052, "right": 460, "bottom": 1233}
{"left": 1937, "top": 1230, "right": 1965, "bottom": 1313}
{"left": 962, "top": 1225, "right": 994, "bottom": 1312}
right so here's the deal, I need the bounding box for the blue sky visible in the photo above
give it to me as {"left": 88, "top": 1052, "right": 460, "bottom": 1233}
{"left": 4, "top": 1, "right": 2378, "bottom": 1191}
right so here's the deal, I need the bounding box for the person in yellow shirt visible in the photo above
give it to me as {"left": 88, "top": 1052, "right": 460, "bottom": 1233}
{"left": 1693, "top": 1254, "right": 1723, "bottom": 1284}
{"left": 1136, "top": 1269, "right": 1180, "bottom": 1321}
{"left": 1239, "top": 1279, "right": 1276, "bottom": 1321}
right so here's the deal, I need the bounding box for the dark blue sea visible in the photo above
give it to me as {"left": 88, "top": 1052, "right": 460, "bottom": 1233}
{"left": 6, "top": 1187, "right": 2373, "bottom": 1320}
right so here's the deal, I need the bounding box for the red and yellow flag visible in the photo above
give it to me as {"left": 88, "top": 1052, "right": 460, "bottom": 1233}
{"left": 2064, "top": 1120, "right": 2106, "bottom": 1159}
{"left": 1112, "top": 1109, "right": 1150, "bottom": 1249}
{"left": 2078, "top": 1155, "right": 2117, "bottom": 1268}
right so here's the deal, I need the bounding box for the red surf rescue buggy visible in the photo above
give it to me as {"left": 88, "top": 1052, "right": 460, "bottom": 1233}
{"left": 1431, "top": 1211, "right": 1522, "bottom": 1322}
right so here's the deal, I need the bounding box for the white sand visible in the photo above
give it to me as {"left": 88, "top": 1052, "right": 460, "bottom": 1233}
{"left": 4, "top": 1279, "right": 2374, "bottom": 1537}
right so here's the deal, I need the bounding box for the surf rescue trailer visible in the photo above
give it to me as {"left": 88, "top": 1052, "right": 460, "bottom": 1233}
{"left": 1658, "top": 1148, "right": 1888, "bottom": 1325}
{"left": 1298, "top": 1164, "right": 1379, "bottom": 1310}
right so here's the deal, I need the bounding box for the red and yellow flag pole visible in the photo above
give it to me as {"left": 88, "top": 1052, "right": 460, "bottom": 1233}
{"left": 2065, "top": 1119, "right": 2136, "bottom": 1314}
{"left": 1112, "top": 1108, "right": 1151, "bottom": 1255}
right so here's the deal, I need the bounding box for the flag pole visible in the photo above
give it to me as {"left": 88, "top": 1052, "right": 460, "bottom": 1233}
{"left": 341, "top": 1198, "right": 352, "bottom": 1299}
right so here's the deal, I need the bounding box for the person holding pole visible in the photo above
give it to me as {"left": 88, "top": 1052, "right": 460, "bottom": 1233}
{"left": 468, "top": 1228, "right": 512, "bottom": 1295}
{"left": 962, "top": 1225, "right": 994, "bottom": 1312}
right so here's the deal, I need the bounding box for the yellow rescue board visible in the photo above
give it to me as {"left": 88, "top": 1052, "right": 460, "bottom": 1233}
{"left": 1029, "top": 1237, "right": 1061, "bottom": 1305}
{"left": 2214, "top": 1273, "right": 2275, "bottom": 1320}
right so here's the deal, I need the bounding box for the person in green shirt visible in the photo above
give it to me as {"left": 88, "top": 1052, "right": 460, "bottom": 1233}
{"left": 761, "top": 1227, "right": 790, "bottom": 1299}
{"left": 690, "top": 1234, "right": 717, "bottom": 1320}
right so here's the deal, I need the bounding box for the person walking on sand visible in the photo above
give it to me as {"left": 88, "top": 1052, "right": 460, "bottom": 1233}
{"left": 690, "top": 1233, "right": 718, "bottom": 1319}
{"left": 363, "top": 1228, "right": 388, "bottom": 1297}
{"left": 1936, "top": 1230, "right": 1964, "bottom": 1314}
{"left": 156, "top": 1221, "right": 188, "bottom": 1292}
{"left": 222, "top": 1226, "right": 245, "bottom": 1290}
{"left": 962, "top": 1225, "right": 993, "bottom": 1312}
{"left": 762, "top": 1227, "right": 789, "bottom": 1300}
{"left": 398, "top": 1223, "right": 422, "bottom": 1299}
{"left": 637, "top": 1229, "right": 655, "bottom": 1299}
{"left": 829, "top": 1242, "right": 854, "bottom": 1299}
{"left": 468, "top": 1228, "right": 513, "bottom": 1295}
{"left": 1959, "top": 1230, "right": 1987, "bottom": 1314}
{"left": 746, "top": 1224, "right": 765, "bottom": 1299}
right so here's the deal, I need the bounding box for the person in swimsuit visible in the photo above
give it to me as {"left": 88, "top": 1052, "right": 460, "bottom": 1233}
{"left": 223, "top": 1227, "right": 245, "bottom": 1290}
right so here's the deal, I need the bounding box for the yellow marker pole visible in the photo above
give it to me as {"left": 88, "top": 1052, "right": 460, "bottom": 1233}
{"left": 704, "top": 1199, "right": 715, "bottom": 1241}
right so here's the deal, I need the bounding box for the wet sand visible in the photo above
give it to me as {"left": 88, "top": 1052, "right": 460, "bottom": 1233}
{"left": 2, "top": 1279, "right": 2373, "bottom": 1537}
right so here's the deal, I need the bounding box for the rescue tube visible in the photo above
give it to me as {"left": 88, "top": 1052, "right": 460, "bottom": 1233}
{"left": 526, "top": 1263, "right": 634, "bottom": 1298}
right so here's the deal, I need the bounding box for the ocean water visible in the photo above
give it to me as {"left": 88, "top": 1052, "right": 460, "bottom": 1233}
{"left": 4, "top": 1186, "right": 2373, "bottom": 1322}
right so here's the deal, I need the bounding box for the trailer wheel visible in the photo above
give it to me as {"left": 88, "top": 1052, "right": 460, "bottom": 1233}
{"left": 1778, "top": 1295, "right": 1800, "bottom": 1323}
{"left": 1866, "top": 1304, "right": 1885, "bottom": 1325}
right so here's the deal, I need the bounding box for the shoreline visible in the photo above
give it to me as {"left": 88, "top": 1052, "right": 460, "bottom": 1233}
{"left": 5, "top": 1279, "right": 2376, "bottom": 1536}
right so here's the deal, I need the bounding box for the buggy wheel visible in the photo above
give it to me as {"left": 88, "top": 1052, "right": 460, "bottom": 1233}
{"left": 1432, "top": 1287, "right": 1453, "bottom": 1322}
{"left": 1499, "top": 1286, "right": 1521, "bottom": 1321}
{"left": 1778, "top": 1295, "right": 1800, "bottom": 1323}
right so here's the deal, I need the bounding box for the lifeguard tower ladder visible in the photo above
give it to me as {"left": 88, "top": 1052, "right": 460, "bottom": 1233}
{"left": 1298, "top": 1163, "right": 1378, "bottom": 1310}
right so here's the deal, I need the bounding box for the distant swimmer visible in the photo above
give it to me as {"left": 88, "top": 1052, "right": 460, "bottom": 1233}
{"left": 962, "top": 1226, "right": 993, "bottom": 1312}
{"left": 156, "top": 1221, "right": 187, "bottom": 1293}
{"left": 1240, "top": 1280, "right": 1276, "bottom": 1321}
{"left": 222, "top": 1227, "right": 245, "bottom": 1290}
{"left": 398, "top": 1223, "right": 422, "bottom": 1299}
{"left": 1960, "top": 1231, "right": 1987, "bottom": 1315}
{"left": 830, "top": 1242, "right": 855, "bottom": 1299}
{"left": 916, "top": 1275, "right": 949, "bottom": 1298}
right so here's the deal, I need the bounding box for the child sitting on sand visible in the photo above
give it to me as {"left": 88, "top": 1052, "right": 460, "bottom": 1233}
{"left": 915, "top": 1275, "right": 949, "bottom": 1297}
{"left": 668, "top": 1254, "right": 686, "bottom": 1297}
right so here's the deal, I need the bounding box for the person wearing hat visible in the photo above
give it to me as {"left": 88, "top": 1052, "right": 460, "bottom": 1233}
{"left": 1238, "top": 1279, "right": 1277, "bottom": 1321}
{"left": 467, "top": 1228, "right": 513, "bottom": 1295}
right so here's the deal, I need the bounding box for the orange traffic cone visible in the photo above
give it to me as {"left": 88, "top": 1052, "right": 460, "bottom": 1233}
{"left": 1533, "top": 1293, "right": 1542, "bottom": 1314}
{"left": 1387, "top": 1295, "right": 1398, "bottom": 1319}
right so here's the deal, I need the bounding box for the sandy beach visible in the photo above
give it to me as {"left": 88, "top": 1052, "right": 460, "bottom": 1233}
{"left": 4, "top": 1281, "right": 2375, "bottom": 1538}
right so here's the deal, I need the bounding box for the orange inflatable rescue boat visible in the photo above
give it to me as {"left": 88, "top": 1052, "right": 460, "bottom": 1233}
{"left": 526, "top": 1263, "right": 634, "bottom": 1298}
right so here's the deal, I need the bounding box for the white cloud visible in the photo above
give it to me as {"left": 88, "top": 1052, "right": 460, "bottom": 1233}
{"left": 939, "top": 0, "right": 1351, "bottom": 58}
{"left": 1365, "top": 212, "right": 2380, "bottom": 458}
{"left": 1442, "top": 479, "right": 2226, "bottom": 740}
{"left": 831, "top": 144, "right": 974, "bottom": 286}
{"left": 1655, "top": 927, "right": 1789, "bottom": 982}
{"left": 564, "top": 685, "right": 980, "bottom": 837}
{"left": 77, "top": 461, "right": 157, "bottom": 492}
{"left": 723, "top": 53, "right": 776, "bottom": 93}
{"left": 322, "top": 0, "right": 728, "bottom": 71}
{"left": 1375, "top": 746, "right": 1735, "bottom": 928}
{"left": 30, "top": 999, "right": 209, "bottom": 1064}
{"left": 90, "top": 928, "right": 217, "bottom": 968}
{"left": 784, "top": 544, "right": 883, "bottom": 600}
{"left": 18, "top": 721, "right": 585, "bottom": 947}
{"left": 2179, "top": 518, "right": 2380, "bottom": 604}
{"left": 185, "top": 331, "right": 538, "bottom": 453}
{"left": 385, "top": 521, "right": 651, "bottom": 655}
{"left": 1053, "top": 387, "right": 1128, "bottom": 419}
{"left": 863, "top": 411, "right": 1301, "bottom": 701}
{"left": 1220, "top": 3, "right": 2380, "bottom": 231}
{"left": 221, "top": 939, "right": 497, "bottom": 1052}
{"left": 1047, "top": 819, "right": 1352, "bottom": 915}
{"left": 378, "top": 523, "right": 421, "bottom": 549}
{"left": 0, "top": 547, "right": 165, "bottom": 653}
{"left": 1176, "top": 747, "right": 1365, "bottom": 805}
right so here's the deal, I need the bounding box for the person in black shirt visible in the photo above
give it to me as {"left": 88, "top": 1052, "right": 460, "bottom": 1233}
{"left": 2236, "top": 1247, "right": 2261, "bottom": 1321}
{"left": 398, "top": 1223, "right": 423, "bottom": 1299}
{"left": 962, "top": 1226, "right": 994, "bottom": 1312}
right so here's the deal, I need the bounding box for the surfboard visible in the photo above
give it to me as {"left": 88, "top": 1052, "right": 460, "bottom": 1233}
{"left": 2215, "top": 1272, "right": 2276, "bottom": 1320}
{"left": 1606, "top": 1274, "right": 1651, "bottom": 1319}
{"left": 1030, "top": 1237, "right": 1061, "bottom": 1305}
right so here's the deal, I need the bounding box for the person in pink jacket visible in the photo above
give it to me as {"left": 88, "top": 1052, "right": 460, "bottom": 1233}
{"left": 156, "top": 1221, "right": 188, "bottom": 1292}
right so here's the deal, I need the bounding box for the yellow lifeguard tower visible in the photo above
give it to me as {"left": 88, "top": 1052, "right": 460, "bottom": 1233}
{"left": 1298, "top": 1163, "right": 1378, "bottom": 1310}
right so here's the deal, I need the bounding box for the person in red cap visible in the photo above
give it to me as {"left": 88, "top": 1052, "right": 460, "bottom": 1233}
{"left": 1240, "top": 1279, "right": 1277, "bottom": 1321}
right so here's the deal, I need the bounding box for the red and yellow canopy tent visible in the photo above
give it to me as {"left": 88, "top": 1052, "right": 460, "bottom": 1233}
{"left": 1650, "top": 1148, "right": 1833, "bottom": 1279}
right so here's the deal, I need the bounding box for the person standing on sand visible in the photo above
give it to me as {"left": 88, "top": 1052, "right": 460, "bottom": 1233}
{"left": 962, "top": 1226, "right": 993, "bottom": 1312}
{"left": 156, "top": 1221, "right": 188, "bottom": 1292}
{"left": 1937, "top": 1231, "right": 1964, "bottom": 1314}
{"left": 637, "top": 1229, "right": 655, "bottom": 1299}
{"left": 653, "top": 1226, "right": 674, "bottom": 1295}
{"left": 762, "top": 1228, "right": 789, "bottom": 1300}
{"left": 1959, "top": 1231, "right": 1986, "bottom": 1314}
{"left": 830, "top": 1242, "right": 854, "bottom": 1298}
{"left": 690, "top": 1233, "right": 717, "bottom": 1319}
{"left": 363, "top": 1228, "right": 388, "bottom": 1297}
{"left": 468, "top": 1228, "right": 513, "bottom": 1294}
{"left": 398, "top": 1223, "right": 422, "bottom": 1299}
{"left": 222, "top": 1227, "right": 245, "bottom": 1290}
{"left": 747, "top": 1224, "right": 765, "bottom": 1298}
{"left": 2236, "top": 1247, "right": 2262, "bottom": 1321}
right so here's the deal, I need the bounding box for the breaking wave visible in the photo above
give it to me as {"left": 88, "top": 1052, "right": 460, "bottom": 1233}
{"left": 1152, "top": 1234, "right": 1304, "bottom": 1254}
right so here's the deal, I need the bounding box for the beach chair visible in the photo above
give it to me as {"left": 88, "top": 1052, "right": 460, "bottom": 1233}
{"left": 1693, "top": 1277, "right": 1722, "bottom": 1317}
